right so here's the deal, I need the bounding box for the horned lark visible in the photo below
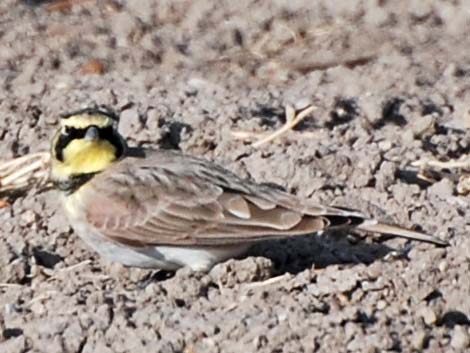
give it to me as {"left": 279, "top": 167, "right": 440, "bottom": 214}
{"left": 50, "top": 108, "right": 448, "bottom": 271}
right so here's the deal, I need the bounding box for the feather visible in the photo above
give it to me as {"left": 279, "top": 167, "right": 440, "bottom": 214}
{"left": 357, "top": 220, "right": 448, "bottom": 246}
{"left": 219, "top": 193, "right": 251, "bottom": 219}
{"left": 243, "top": 195, "right": 276, "bottom": 210}
{"left": 165, "top": 202, "right": 224, "bottom": 221}
{"left": 72, "top": 149, "right": 447, "bottom": 248}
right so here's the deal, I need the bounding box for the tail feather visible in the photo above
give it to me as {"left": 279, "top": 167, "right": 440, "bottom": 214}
{"left": 357, "top": 220, "right": 449, "bottom": 246}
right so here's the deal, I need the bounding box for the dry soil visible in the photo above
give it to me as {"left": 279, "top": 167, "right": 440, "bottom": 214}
{"left": 0, "top": 1, "right": 469, "bottom": 352}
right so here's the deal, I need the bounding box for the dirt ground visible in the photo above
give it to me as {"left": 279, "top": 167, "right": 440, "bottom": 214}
{"left": 1, "top": 0, "right": 470, "bottom": 352}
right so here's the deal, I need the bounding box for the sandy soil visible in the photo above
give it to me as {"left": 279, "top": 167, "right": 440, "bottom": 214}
{"left": 1, "top": 0, "right": 470, "bottom": 352}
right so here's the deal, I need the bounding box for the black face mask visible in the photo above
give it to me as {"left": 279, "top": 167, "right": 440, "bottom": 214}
{"left": 54, "top": 125, "right": 123, "bottom": 162}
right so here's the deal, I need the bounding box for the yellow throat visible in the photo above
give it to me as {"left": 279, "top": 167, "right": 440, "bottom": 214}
{"left": 51, "top": 138, "right": 117, "bottom": 182}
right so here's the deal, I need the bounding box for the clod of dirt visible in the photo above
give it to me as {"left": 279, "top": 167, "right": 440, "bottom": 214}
{"left": 210, "top": 257, "right": 274, "bottom": 288}
{"left": 450, "top": 326, "right": 470, "bottom": 350}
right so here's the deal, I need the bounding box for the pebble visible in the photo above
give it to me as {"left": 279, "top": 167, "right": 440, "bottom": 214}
{"left": 438, "top": 260, "right": 448, "bottom": 273}
{"left": 427, "top": 178, "right": 455, "bottom": 200}
{"left": 20, "top": 210, "right": 36, "bottom": 226}
{"left": 409, "top": 0, "right": 432, "bottom": 19}
{"left": 145, "top": 108, "right": 161, "bottom": 131}
{"left": 376, "top": 300, "right": 387, "bottom": 310}
{"left": 4, "top": 303, "right": 16, "bottom": 315}
{"left": 420, "top": 307, "right": 438, "bottom": 325}
{"left": 119, "top": 108, "right": 140, "bottom": 136}
{"left": 410, "top": 114, "right": 435, "bottom": 137}
{"left": 344, "top": 322, "right": 357, "bottom": 339}
{"left": 110, "top": 12, "right": 139, "bottom": 47}
{"left": 411, "top": 329, "right": 428, "bottom": 350}
{"left": 450, "top": 326, "right": 470, "bottom": 350}
{"left": 365, "top": 262, "right": 382, "bottom": 280}
{"left": 378, "top": 140, "right": 392, "bottom": 151}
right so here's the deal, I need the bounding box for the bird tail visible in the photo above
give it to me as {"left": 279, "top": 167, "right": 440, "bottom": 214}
{"left": 357, "top": 220, "right": 449, "bottom": 246}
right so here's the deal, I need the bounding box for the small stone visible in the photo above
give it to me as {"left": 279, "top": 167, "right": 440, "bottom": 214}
{"left": 0, "top": 336, "right": 27, "bottom": 353}
{"left": 420, "top": 307, "right": 438, "bottom": 325}
{"left": 344, "top": 322, "right": 357, "bottom": 339}
{"left": 4, "top": 303, "right": 18, "bottom": 316}
{"left": 253, "top": 335, "right": 268, "bottom": 349}
{"left": 438, "top": 260, "right": 448, "bottom": 273}
{"left": 146, "top": 108, "right": 160, "bottom": 131}
{"left": 79, "top": 59, "right": 105, "bottom": 75}
{"left": 127, "top": 0, "right": 155, "bottom": 23}
{"left": 210, "top": 257, "right": 273, "bottom": 288}
{"left": 443, "top": 63, "right": 457, "bottom": 78}
{"left": 376, "top": 160, "right": 397, "bottom": 191}
{"left": 378, "top": 140, "right": 392, "bottom": 151}
{"left": 110, "top": 12, "right": 139, "bottom": 47}
{"left": 457, "top": 176, "right": 470, "bottom": 195}
{"left": 30, "top": 301, "right": 46, "bottom": 316}
{"left": 411, "top": 329, "right": 428, "bottom": 350}
{"left": 365, "top": 262, "right": 382, "bottom": 280}
{"left": 346, "top": 336, "right": 364, "bottom": 352}
{"left": 119, "top": 108, "right": 141, "bottom": 136}
{"left": 402, "top": 129, "right": 415, "bottom": 144}
{"left": 450, "top": 325, "right": 470, "bottom": 350}
{"left": 20, "top": 210, "right": 36, "bottom": 226}
{"left": 359, "top": 95, "right": 381, "bottom": 125}
{"left": 187, "top": 77, "right": 210, "bottom": 91}
{"left": 410, "top": 115, "right": 435, "bottom": 137}
{"left": 409, "top": 0, "right": 432, "bottom": 19}
{"left": 376, "top": 300, "right": 387, "bottom": 310}
{"left": 427, "top": 178, "right": 455, "bottom": 200}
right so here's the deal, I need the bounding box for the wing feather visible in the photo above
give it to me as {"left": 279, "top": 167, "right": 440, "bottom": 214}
{"left": 219, "top": 193, "right": 251, "bottom": 219}
{"left": 78, "top": 151, "right": 338, "bottom": 246}
{"left": 77, "top": 150, "right": 447, "bottom": 247}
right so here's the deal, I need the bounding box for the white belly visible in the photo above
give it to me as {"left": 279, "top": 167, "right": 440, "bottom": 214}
{"left": 137, "top": 244, "right": 249, "bottom": 271}
{"left": 87, "top": 236, "right": 249, "bottom": 271}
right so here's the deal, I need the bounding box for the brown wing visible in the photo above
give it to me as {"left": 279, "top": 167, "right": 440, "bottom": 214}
{"left": 78, "top": 150, "right": 366, "bottom": 247}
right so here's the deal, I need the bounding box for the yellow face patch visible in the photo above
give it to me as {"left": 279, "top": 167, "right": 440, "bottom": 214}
{"left": 61, "top": 114, "right": 113, "bottom": 130}
{"left": 52, "top": 138, "right": 117, "bottom": 180}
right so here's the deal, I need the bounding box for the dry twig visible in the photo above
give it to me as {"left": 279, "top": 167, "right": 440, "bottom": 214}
{"left": 411, "top": 155, "right": 470, "bottom": 194}
{"left": 412, "top": 156, "right": 470, "bottom": 171}
{"left": 0, "top": 152, "right": 51, "bottom": 197}
{"left": 231, "top": 104, "right": 317, "bottom": 147}
{"left": 242, "top": 273, "right": 291, "bottom": 290}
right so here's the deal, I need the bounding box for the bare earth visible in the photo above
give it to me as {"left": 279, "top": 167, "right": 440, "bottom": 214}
{"left": 1, "top": 1, "right": 470, "bottom": 352}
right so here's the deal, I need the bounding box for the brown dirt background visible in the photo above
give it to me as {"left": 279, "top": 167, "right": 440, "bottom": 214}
{"left": 1, "top": 0, "right": 470, "bottom": 352}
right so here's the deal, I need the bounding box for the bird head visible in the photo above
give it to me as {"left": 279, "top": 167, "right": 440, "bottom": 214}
{"left": 50, "top": 108, "right": 127, "bottom": 191}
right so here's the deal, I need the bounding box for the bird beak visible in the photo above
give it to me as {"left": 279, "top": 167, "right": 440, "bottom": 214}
{"left": 84, "top": 126, "right": 100, "bottom": 141}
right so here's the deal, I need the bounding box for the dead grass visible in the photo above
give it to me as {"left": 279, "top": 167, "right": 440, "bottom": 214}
{"left": 0, "top": 152, "right": 51, "bottom": 200}
{"left": 231, "top": 104, "right": 317, "bottom": 147}
{"left": 412, "top": 156, "right": 470, "bottom": 195}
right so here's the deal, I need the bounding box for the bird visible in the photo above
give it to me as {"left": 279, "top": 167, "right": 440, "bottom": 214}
{"left": 49, "top": 107, "right": 448, "bottom": 271}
